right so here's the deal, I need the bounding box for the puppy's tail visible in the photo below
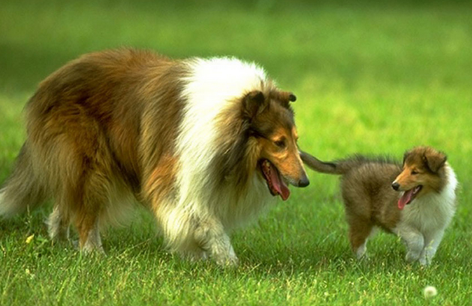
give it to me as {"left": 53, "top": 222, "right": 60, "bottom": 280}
{"left": 0, "top": 143, "right": 48, "bottom": 217}
{"left": 300, "top": 150, "right": 372, "bottom": 175}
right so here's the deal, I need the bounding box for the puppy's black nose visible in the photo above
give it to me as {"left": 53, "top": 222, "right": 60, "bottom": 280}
{"left": 392, "top": 182, "right": 400, "bottom": 191}
{"left": 298, "top": 177, "right": 310, "bottom": 188}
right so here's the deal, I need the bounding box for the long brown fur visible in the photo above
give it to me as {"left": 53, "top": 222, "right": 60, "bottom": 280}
{"left": 1, "top": 50, "right": 184, "bottom": 250}
{"left": 1, "top": 49, "right": 309, "bottom": 265}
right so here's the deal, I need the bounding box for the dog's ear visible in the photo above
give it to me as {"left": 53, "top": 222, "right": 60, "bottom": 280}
{"left": 423, "top": 149, "right": 447, "bottom": 173}
{"left": 402, "top": 150, "right": 410, "bottom": 166}
{"left": 243, "top": 90, "right": 267, "bottom": 119}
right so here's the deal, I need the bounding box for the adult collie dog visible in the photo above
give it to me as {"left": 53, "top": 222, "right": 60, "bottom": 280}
{"left": 300, "top": 146, "right": 457, "bottom": 265}
{"left": 0, "top": 49, "right": 309, "bottom": 266}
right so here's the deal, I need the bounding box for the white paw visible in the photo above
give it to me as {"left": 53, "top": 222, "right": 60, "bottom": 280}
{"left": 81, "top": 244, "right": 106, "bottom": 255}
{"left": 214, "top": 254, "right": 239, "bottom": 267}
{"left": 355, "top": 245, "right": 368, "bottom": 259}
{"left": 405, "top": 251, "right": 421, "bottom": 263}
{"left": 185, "top": 250, "right": 209, "bottom": 262}
{"left": 419, "top": 255, "right": 432, "bottom": 266}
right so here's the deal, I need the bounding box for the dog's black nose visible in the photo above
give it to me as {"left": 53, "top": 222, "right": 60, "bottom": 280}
{"left": 392, "top": 182, "right": 400, "bottom": 191}
{"left": 298, "top": 177, "right": 310, "bottom": 188}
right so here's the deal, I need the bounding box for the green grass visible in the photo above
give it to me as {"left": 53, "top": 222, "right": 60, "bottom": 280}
{"left": 1, "top": 0, "right": 472, "bottom": 305}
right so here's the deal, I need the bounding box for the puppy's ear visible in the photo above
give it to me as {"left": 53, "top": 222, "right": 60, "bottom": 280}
{"left": 288, "top": 92, "right": 297, "bottom": 102}
{"left": 423, "top": 150, "right": 447, "bottom": 173}
{"left": 243, "top": 90, "right": 267, "bottom": 119}
{"left": 278, "top": 91, "right": 296, "bottom": 107}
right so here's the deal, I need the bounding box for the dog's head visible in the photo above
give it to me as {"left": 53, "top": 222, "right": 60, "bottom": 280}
{"left": 391, "top": 146, "right": 447, "bottom": 209}
{"left": 243, "top": 90, "right": 309, "bottom": 201}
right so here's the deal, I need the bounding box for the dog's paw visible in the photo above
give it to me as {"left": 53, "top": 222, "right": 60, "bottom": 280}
{"left": 185, "top": 250, "right": 209, "bottom": 262}
{"left": 215, "top": 254, "right": 239, "bottom": 267}
{"left": 81, "top": 244, "right": 106, "bottom": 256}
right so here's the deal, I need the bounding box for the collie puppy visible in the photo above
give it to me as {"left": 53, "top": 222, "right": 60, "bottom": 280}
{"left": 0, "top": 49, "right": 310, "bottom": 266}
{"left": 300, "top": 146, "right": 457, "bottom": 265}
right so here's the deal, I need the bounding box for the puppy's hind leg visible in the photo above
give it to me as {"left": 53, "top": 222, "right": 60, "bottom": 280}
{"left": 348, "top": 216, "right": 374, "bottom": 260}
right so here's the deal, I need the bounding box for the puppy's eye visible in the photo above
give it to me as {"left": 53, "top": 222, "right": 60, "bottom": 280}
{"left": 411, "top": 170, "right": 419, "bottom": 175}
{"left": 274, "top": 140, "right": 286, "bottom": 148}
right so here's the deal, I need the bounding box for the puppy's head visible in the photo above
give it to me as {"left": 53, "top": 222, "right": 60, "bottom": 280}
{"left": 392, "top": 146, "right": 447, "bottom": 209}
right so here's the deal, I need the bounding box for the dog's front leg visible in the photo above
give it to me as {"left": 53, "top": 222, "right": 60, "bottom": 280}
{"left": 194, "top": 219, "right": 239, "bottom": 267}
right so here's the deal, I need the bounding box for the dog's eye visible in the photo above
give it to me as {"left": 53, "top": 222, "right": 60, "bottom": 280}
{"left": 411, "top": 170, "right": 419, "bottom": 175}
{"left": 274, "top": 139, "right": 286, "bottom": 148}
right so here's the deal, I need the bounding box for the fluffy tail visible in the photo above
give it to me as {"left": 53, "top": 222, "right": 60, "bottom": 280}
{"left": 300, "top": 150, "right": 374, "bottom": 175}
{"left": 0, "top": 143, "right": 48, "bottom": 217}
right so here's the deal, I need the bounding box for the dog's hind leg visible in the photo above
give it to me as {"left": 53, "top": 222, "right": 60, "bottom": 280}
{"left": 55, "top": 137, "right": 112, "bottom": 254}
{"left": 52, "top": 170, "right": 106, "bottom": 254}
{"left": 47, "top": 205, "right": 70, "bottom": 242}
{"left": 73, "top": 168, "right": 114, "bottom": 254}
{"left": 76, "top": 213, "right": 103, "bottom": 254}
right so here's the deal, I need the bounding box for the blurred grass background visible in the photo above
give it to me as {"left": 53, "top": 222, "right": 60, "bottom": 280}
{"left": 1, "top": 0, "right": 472, "bottom": 305}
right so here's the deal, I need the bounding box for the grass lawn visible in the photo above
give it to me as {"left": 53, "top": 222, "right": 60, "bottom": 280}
{"left": 1, "top": 0, "right": 472, "bottom": 305}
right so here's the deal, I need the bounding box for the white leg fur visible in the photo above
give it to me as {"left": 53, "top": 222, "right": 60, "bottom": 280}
{"left": 355, "top": 227, "right": 377, "bottom": 260}
{"left": 356, "top": 242, "right": 368, "bottom": 259}
{"left": 82, "top": 218, "right": 104, "bottom": 254}
{"left": 47, "top": 206, "right": 70, "bottom": 241}
{"left": 397, "top": 226, "right": 424, "bottom": 263}
{"left": 419, "top": 230, "right": 445, "bottom": 266}
{"left": 194, "top": 219, "right": 238, "bottom": 266}
{"left": 155, "top": 200, "right": 239, "bottom": 266}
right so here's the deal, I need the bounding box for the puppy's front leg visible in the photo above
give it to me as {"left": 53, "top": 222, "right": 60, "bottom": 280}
{"left": 419, "top": 230, "right": 445, "bottom": 266}
{"left": 398, "top": 227, "right": 424, "bottom": 263}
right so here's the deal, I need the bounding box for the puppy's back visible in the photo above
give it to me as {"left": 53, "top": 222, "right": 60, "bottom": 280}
{"left": 341, "top": 161, "right": 402, "bottom": 230}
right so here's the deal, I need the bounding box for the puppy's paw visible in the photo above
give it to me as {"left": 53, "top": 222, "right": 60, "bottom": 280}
{"left": 405, "top": 251, "right": 420, "bottom": 263}
{"left": 419, "top": 255, "right": 432, "bottom": 266}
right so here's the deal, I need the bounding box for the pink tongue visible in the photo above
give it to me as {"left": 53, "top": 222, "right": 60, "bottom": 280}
{"left": 398, "top": 189, "right": 414, "bottom": 210}
{"left": 270, "top": 167, "right": 290, "bottom": 201}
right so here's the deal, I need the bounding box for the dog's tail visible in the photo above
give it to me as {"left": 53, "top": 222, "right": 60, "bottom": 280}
{"left": 300, "top": 150, "right": 374, "bottom": 175}
{"left": 0, "top": 143, "right": 48, "bottom": 217}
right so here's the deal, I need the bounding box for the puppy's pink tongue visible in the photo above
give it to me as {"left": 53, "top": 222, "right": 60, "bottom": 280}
{"left": 398, "top": 189, "right": 414, "bottom": 210}
{"left": 270, "top": 167, "right": 290, "bottom": 201}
